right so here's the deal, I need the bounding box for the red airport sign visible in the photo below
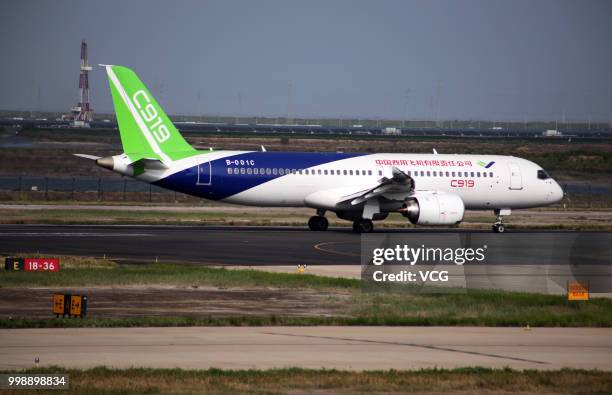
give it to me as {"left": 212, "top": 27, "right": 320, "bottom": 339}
{"left": 23, "top": 258, "right": 60, "bottom": 272}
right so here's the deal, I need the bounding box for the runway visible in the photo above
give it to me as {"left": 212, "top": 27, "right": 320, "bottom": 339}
{"left": 1, "top": 326, "right": 611, "bottom": 371}
{"left": 0, "top": 224, "right": 364, "bottom": 265}
{"left": 0, "top": 224, "right": 595, "bottom": 266}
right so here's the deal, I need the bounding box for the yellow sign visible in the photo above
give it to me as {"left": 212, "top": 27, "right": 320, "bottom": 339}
{"left": 52, "top": 294, "right": 65, "bottom": 315}
{"left": 70, "top": 295, "right": 83, "bottom": 316}
{"left": 568, "top": 281, "right": 589, "bottom": 301}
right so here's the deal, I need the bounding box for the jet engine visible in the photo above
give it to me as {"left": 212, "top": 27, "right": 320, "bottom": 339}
{"left": 400, "top": 192, "right": 465, "bottom": 225}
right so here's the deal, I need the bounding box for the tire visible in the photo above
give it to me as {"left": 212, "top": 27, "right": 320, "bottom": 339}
{"left": 352, "top": 221, "right": 360, "bottom": 233}
{"left": 493, "top": 224, "right": 505, "bottom": 233}
{"left": 358, "top": 219, "right": 374, "bottom": 233}
{"left": 308, "top": 216, "right": 328, "bottom": 231}
{"left": 317, "top": 216, "right": 329, "bottom": 231}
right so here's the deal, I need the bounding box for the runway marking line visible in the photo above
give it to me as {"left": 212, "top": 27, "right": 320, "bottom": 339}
{"left": 0, "top": 232, "right": 155, "bottom": 237}
{"left": 314, "top": 241, "right": 361, "bottom": 257}
{"left": 261, "top": 331, "right": 549, "bottom": 365}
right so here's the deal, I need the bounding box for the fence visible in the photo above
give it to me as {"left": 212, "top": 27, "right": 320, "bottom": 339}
{"left": 0, "top": 176, "right": 201, "bottom": 203}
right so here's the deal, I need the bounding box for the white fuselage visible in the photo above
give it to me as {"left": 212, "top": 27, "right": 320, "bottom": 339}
{"left": 113, "top": 151, "right": 564, "bottom": 213}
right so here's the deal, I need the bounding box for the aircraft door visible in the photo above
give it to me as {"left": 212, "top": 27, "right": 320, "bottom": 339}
{"left": 508, "top": 162, "right": 522, "bottom": 190}
{"left": 197, "top": 159, "right": 212, "bottom": 186}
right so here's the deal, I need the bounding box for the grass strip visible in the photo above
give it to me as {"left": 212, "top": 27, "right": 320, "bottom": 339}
{"left": 1, "top": 366, "right": 610, "bottom": 394}
{"left": 2, "top": 263, "right": 612, "bottom": 327}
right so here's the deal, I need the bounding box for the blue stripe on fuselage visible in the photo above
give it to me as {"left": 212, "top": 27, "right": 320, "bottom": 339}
{"left": 153, "top": 151, "right": 366, "bottom": 200}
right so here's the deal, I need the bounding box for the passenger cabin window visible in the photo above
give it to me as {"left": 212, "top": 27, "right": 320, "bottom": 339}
{"left": 368, "top": 170, "right": 372, "bottom": 176}
{"left": 537, "top": 170, "right": 550, "bottom": 180}
{"left": 489, "top": 171, "right": 493, "bottom": 177}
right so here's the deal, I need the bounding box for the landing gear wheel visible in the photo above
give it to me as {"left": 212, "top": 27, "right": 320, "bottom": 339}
{"left": 492, "top": 209, "right": 508, "bottom": 233}
{"left": 493, "top": 223, "right": 505, "bottom": 233}
{"left": 352, "top": 219, "right": 374, "bottom": 233}
{"left": 308, "top": 216, "right": 328, "bottom": 231}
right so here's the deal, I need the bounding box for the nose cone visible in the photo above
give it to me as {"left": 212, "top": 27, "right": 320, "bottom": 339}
{"left": 550, "top": 181, "right": 564, "bottom": 203}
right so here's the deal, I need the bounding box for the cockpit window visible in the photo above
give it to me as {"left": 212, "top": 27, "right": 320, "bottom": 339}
{"left": 537, "top": 170, "right": 550, "bottom": 180}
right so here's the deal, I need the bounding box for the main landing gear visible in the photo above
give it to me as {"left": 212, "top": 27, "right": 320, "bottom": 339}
{"left": 352, "top": 219, "right": 374, "bottom": 233}
{"left": 308, "top": 210, "right": 329, "bottom": 231}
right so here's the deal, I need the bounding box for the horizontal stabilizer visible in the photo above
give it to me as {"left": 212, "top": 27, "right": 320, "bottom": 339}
{"left": 129, "top": 157, "right": 169, "bottom": 170}
{"left": 73, "top": 154, "right": 101, "bottom": 160}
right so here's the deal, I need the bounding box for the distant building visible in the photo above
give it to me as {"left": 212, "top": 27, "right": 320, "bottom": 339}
{"left": 382, "top": 127, "right": 401, "bottom": 135}
{"left": 542, "top": 129, "right": 562, "bottom": 137}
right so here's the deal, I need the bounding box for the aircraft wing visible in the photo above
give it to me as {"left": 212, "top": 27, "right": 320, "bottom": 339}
{"left": 341, "top": 166, "right": 414, "bottom": 205}
{"left": 305, "top": 167, "right": 415, "bottom": 209}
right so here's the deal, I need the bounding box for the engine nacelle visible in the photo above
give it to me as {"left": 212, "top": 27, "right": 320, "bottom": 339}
{"left": 401, "top": 192, "right": 465, "bottom": 225}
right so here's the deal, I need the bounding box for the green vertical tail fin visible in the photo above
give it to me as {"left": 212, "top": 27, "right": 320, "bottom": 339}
{"left": 103, "top": 65, "right": 196, "bottom": 162}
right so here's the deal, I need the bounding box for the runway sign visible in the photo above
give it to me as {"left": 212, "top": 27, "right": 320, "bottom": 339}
{"left": 24, "top": 258, "right": 59, "bottom": 272}
{"left": 568, "top": 281, "right": 589, "bottom": 301}
{"left": 69, "top": 295, "right": 87, "bottom": 317}
{"left": 4, "top": 257, "right": 24, "bottom": 271}
{"left": 4, "top": 257, "right": 59, "bottom": 272}
{"left": 52, "top": 294, "right": 65, "bottom": 315}
{"left": 52, "top": 294, "right": 87, "bottom": 318}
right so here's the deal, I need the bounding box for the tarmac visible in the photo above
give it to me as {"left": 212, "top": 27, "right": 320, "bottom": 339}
{"left": 1, "top": 326, "right": 611, "bottom": 371}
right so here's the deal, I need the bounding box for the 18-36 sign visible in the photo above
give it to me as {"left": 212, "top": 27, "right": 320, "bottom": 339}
{"left": 24, "top": 258, "right": 59, "bottom": 272}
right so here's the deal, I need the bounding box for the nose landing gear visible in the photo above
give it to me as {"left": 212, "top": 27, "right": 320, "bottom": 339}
{"left": 492, "top": 209, "right": 510, "bottom": 233}
{"left": 493, "top": 222, "right": 505, "bottom": 233}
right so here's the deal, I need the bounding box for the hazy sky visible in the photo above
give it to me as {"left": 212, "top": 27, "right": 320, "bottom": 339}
{"left": 1, "top": 0, "right": 611, "bottom": 122}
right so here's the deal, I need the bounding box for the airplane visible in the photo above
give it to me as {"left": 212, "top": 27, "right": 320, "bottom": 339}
{"left": 76, "top": 65, "right": 564, "bottom": 233}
